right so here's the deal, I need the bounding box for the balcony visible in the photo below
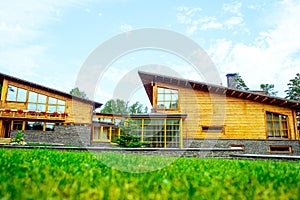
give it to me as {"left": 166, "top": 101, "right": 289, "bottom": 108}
{"left": 0, "top": 109, "right": 68, "bottom": 121}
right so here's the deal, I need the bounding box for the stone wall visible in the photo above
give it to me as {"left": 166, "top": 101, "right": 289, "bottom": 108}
{"left": 11, "top": 125, "right": 91, "bottom": 146}
{"left": 185, "top": 138, "right": 300, "bottom": 155}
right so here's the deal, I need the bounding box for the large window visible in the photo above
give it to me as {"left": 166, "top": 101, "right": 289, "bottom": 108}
{"left": 48, "top": 97, "right": 66, "bottom": 112}
{"left": 266, "top": 112, "right": 289, "bottom": 139}
{"left": 135, "top": 119, "right": 181, "bottom": 148}
{"left": 93, "top": 116, "right": 182, "bottom": 147}
{"left": 157, "top": 87, "right": 178, "bottom": 110}
{"left": 27, "top": 91, "right": 65, "bottom": 112}
{"left": 7, "top": 85, "right": 27, "bottom": 102}
{"left": 28, "top": 92, "right": 47, "bottom": 111}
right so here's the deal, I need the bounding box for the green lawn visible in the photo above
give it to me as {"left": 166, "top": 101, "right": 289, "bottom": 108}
{"left": 0, "top": 148, "right": 299, "bottom": 199}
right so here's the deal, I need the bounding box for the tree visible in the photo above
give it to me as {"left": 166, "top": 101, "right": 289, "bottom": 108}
{"left": 101, "top": 99, "right": 129, "bottom": 114}
{"left": 101, "top": 99, "right": 148, "bottom": 114}
{"left": 285, "top": 73, "right": 300, "bottom": 101}
{"left": 235, "top": 73, "right": 249, "bottom": 90}
{"left": 128, "top": 101, "right": 144, "bottom": 114}
{"left": 69, "top": 87, "right": 88, "bottom": 99}
{"left": 260, "top": 84, "right": 278, "bottom": 96}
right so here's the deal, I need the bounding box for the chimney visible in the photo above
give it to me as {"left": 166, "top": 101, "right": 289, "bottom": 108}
{"left": 226, "top": 73, "right": 237, "bottom": 89}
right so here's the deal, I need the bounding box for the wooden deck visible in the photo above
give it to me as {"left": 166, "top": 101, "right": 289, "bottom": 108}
{"left": 0, "top": 109, "right": 68, "bottom": 121}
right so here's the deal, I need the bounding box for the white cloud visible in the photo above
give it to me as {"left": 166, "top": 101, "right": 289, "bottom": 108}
{"left": 223, "top": 2, "right": 242, "bottom": 15}
{"left": 208, "top": 0, "right": 300, "bottom": 96}
{"left": 225, "top": 16, "right": 243, "bottom": 29}
{"left": 201, "top": 20, "right": 223, "bottom": 30}
{"left": 120, "top": 24, "right": 133, "bottom": 32}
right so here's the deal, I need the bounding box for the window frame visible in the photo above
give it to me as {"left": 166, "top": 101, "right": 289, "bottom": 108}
{"left": 266, "top": 111, "right": 289, "bottom": 139}
{"left": 156, "top": 86, "right": 179, "bottom": 111}
{"left": 27, "top": 91, "right": 66, "bottom": 112}
{"left": 6, "top": 85, "right": 27, "bottom": 102}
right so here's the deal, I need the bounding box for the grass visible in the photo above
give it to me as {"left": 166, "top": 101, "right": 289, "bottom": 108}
{"left": 0, "top": 148, "right": 299, "bottom": 199}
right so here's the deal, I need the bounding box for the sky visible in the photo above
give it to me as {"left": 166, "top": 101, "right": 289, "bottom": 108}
{"left": 0, "top": 0, "right": 299, "bottom": 110}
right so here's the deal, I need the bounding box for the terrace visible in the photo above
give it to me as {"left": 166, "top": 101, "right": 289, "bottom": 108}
{"left": 0, "top": 108, "right": 68, "bottom": 121}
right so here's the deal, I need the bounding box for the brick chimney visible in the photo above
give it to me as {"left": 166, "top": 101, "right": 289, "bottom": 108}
{"left": 226, "top": 73, "right": 237, "bottom": 89}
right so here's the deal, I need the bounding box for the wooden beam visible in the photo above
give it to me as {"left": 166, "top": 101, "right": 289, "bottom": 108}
{"left": 246, "top": 94, "right": 252, "bottom": 99}
{"left": 230, "top": 91, "right": 236, "bottom": 96}
{"left": 215, "top": 87, "right": 220, "bottom": 93}
{"left": 192, "top": 83, "right": 196, "bottom": 89}
{"left": 237, "top": 92, "right": 244, "bottom": 98}
{"left": 269, "top": 99, "right": 277, "bottom": 104}
{"left": 280, "top": 101, "right": 288, "bottom": 106}
{"left": 261, "top": 97, "right": 268, "bottom": 102}
{"left": 253, "top": 95, "right": 260, "bottom": 101}
{"left": 223, "top": 89, "right": 227, "bottom": 94}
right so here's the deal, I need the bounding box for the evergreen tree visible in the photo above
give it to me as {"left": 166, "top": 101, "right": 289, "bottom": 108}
{"left": 260, "top": 84, "right": 278, "bottom": 96}
{"left": 234, "top": 73, "right": 249, "bottom": 90}
{"left": 69, "top": 87, "right": 88, "bottom": 99}
{"left": 285, "top": 73, "right": 300, "bottom": 101}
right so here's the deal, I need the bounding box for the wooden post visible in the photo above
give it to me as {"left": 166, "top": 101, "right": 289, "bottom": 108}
{"left": 22, "top": 121, "right": 26, "bottom": 131}
{"left": 164, "top": 119, "right": 167, "bottom": 148}
{"left": 109, "top": 126, "right": 112, "bottom": 141}
{"left": 100, "top": 126, "right": 104, "bottom": 141}
{"left": 10, "top": 120, "right": 14, "bottom": 131}
{"left": 141, "top": 119, "right": 144, "bottom": 143}
{"left": 180, "top": 118, "right": 183, "bottom": 148}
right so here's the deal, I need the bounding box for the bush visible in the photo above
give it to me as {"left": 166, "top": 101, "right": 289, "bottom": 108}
{"left": 112, "top": 116, "right": 150, "bottom": 147}
{"left": 10, "top": 130, "right": 26, "bottom": 145}
{"left": 112, "top": 134, "right": 149, "bottom": 147}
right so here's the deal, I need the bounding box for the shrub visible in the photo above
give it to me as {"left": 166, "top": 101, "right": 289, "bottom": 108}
{"left": 112, "top": 116, "right": 150, "bottom": 147}
{"left": 10, "top": 130, "right": 26, "bottom": 145}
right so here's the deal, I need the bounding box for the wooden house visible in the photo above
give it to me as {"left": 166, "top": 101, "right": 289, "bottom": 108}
{"left": 136, "top": 71, "right": 300, "bottom": 154}
{"left": 0, "top": 72, "right": 102, "bottom": 146}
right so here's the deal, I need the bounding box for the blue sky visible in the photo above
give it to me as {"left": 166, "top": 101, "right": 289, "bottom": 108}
{"left": 0, "top": 0, "right": 299, "bottom": 109}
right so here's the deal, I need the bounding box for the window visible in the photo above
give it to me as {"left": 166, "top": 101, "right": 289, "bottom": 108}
{"left": 269, "top": 145, "right": 292, "bottom": 153}
{"left": 27, "top": 92, "right": 65, "bottom": 112}
{"left": 157, "top": 87, "right": 178, "bottom": 110}
{"left": 25, "top": 121, "right": 44, "bottom": 131}
{"left": 6, "top": 85, "right": 27, "bottom": 102}
{"left": 230, "top": 144, "right": 245, "bottom": 150}
{"left": 24, "top": 121, "right": 55, "bottom": 131}
{"left": 135, "top": 119, "right": 181, "bottom": 148}
{"left": 202, "top": 126, "right": 224, "bottom": 132}
{"left": 48, "top": 97, "right": 66, "bottom": 112}
{"left": 45, "top": 123, "right": 55, "bottom": 131}
{"left": 13, "top": 121, "right": 23, "bottom": 130}
{"left": 266, "top": 112, "right": 289, "bottom": 139}
{"left": 28, "top": 92, "right": 46, "bottom": 111}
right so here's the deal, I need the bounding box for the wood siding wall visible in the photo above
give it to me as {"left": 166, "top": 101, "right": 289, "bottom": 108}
{"left": 0, "top": 79, "right": 93, "bottom": 124}
{"left": 153, "top": 83, "right": 298, "bottom": 140}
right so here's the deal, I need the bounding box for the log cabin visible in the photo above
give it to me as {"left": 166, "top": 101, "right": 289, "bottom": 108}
{"left": 0, "top": 72, "right": 102, "bottom": 146}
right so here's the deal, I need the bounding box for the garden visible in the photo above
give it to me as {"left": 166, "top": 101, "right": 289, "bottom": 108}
{"left": 0, "top": 148, "right": 299, "bottom": 199}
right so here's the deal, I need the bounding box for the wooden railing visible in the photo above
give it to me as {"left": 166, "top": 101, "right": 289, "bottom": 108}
{"left": 0, "top": 109, "right": 68, "bottom": 121}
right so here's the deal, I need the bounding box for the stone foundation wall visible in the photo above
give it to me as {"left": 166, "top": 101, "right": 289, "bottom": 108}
{"left": 184, "top": 138, "right": 300, "bottom": 155}
{"left": 10, "top": 125, "right": 91, "bottom": 146}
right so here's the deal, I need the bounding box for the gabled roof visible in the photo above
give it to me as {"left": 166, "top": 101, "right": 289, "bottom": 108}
{"left": 138, "top": 71, "right": 300, "bottom": 111}
{"left": 0, "top": 72, "right": 102, "bottom": 109}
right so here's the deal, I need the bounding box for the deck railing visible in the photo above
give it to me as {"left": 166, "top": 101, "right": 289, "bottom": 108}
{"left": 0, "top": 109, "right": 68, "bottom": 121}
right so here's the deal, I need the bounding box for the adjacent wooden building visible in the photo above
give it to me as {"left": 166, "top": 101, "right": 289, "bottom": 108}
{"left": 0, "top": 72, "right": 102, "bottom": 145}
